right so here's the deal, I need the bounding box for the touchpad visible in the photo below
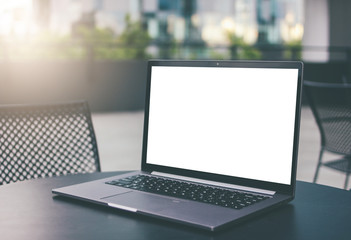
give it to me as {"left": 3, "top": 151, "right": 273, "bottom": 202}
{"left": 102, "top": 191, "right": 235, "bottom": 227}
{"left": 103, "top": 191, "right": 186, "bottom": 212}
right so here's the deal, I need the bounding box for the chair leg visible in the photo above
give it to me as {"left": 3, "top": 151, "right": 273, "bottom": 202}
{"left": 313, "top": 148, "right": 324, "bottom": 183}
{"left": 344, "top": 159, "right": 351, "bottom": 189}
{"left": 344, "top": 174, "right": 350, "bottom": 190}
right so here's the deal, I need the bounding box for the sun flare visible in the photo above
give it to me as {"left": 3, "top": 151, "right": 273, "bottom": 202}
{"left": 0, "top": 0, "right": 39, "bottom": 38}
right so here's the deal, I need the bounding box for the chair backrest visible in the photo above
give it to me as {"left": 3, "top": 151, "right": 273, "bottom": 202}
{"left": 0, "top": 101, "right": 100, "bottom": 185}
{"left": 304, "top": 81, "right": 351, "bottom": 155}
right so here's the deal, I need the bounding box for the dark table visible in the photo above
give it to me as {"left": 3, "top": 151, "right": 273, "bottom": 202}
{"left": 1, "top": 171, "right": 350, "bottom": 240}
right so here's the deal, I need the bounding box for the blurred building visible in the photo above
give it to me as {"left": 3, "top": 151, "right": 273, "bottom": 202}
{"left": 1, "top": 0, "right": 351, "bottom": 63}
{"left": 27, "top": 0, "right": 304, "bottom": 45}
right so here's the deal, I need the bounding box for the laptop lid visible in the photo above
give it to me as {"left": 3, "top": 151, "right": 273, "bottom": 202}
{"left": 142, "top": 60, "right": 303, "bottom": 195}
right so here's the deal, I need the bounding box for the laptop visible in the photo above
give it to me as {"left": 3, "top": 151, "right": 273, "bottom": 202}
{"left": 52, "top": 60, "right": 303, "bottom": 231}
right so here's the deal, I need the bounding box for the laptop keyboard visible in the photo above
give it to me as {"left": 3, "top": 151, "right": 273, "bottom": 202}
{"left": 105, "top": 174, "right": 269, "bottom": 210}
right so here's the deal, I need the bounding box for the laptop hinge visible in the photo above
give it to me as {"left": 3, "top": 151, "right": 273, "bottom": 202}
{"left": 151, "top": 171, "right": 276, "bottom": 196}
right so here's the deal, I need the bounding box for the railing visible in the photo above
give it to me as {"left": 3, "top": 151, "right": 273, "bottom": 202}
{"left": 1, "top": 39, "right": 351, "bottom": 63}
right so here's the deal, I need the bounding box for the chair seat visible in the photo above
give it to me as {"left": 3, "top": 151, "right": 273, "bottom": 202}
{"left": 323, "top": 157, "right": 351, "bottom": 174}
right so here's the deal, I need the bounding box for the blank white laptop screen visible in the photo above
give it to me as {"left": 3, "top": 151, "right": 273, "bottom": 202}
{"left": 146, "top": 66, "right": 299, "bottom": 185}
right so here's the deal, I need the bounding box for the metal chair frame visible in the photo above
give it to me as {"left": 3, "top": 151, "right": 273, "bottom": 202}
{"left": 304, "top": 80, "right": 351, "bottom": 189}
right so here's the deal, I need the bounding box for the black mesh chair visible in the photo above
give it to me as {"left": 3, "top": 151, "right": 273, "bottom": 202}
{"left": 0, "top": 101, "right": 100, "bottom": 185}
{"left": 304, "top": 80, "right": 351, "bottom": 189}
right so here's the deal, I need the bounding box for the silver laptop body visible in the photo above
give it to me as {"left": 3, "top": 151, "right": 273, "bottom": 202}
{"left": 52, "top": 60, "right": 303, "bottom": 231}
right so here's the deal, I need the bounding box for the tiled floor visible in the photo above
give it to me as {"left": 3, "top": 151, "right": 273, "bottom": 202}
{"left": 92, "top": 107, "right": 348, "bottom": 189}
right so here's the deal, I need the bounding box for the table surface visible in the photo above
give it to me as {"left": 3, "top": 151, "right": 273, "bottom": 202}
{"left": 1, "top": 171, "right": 350, "bottom": 240}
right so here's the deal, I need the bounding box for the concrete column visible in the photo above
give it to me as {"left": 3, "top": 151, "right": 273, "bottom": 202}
{"left": 302, "top": 0, "right": 329, "bottom": 62}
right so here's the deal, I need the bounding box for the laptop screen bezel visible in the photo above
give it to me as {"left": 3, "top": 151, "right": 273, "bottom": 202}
{"left": 141, "top": 60, "right": 303, "bottom": 195}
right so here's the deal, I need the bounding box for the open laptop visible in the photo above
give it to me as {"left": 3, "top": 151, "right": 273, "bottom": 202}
{"left": 52, "top": 60, "right": 303, "bottom": 231}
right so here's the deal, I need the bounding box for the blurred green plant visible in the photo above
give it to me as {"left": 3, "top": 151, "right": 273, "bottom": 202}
{"left": 115, "top": 14, "right": 151, "bottom": 59}
{"left": 74, "top": 26, "right": 117, "bottom": 60}
{"left": 209, "top": 49, "right": 230, "bottom": 60}
{"left": 38, "top": 33, "right": 86, "bottom": 60}
{"left": 0, "top": 32, "right": 83, "bottom": 60}
{"left": 283, "top": 40, "right": 302, "bottom": 60}
{"left": 227, "top": 33, "right": 261, "bottom": 60}
{"left": 0, "top": 14, "right": 151, "bottom": 61}
{"left": 75, "top": 14, "right": 151, "bottom": 60}
{"left": 158, "top": 38, "right": 178, "bottom": 59}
